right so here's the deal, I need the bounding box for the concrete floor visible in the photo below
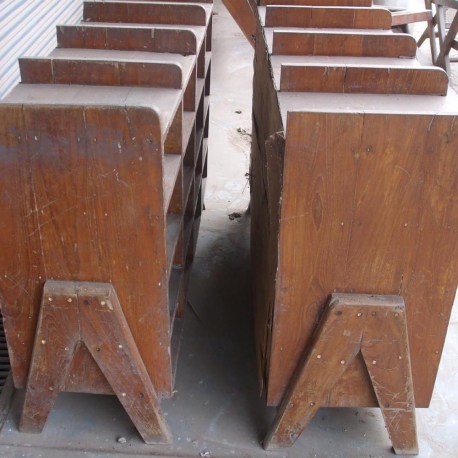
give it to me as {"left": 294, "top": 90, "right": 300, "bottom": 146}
{"left": 0, "top": 3, "right": 457, "bottom": 457}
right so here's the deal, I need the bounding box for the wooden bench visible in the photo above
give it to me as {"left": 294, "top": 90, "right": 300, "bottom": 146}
{"left": 250, "top": 2, "right": 457, "bottom": 455}
{"left": 0, "top": 0, "right": 212, "bottom": 444}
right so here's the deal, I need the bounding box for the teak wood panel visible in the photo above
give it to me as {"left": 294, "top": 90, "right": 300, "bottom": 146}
{"left": 265, "top": 6, "right": 392, "bottom": 29}
{"left": 264, "top": 294, "right": 418, "bottom": 455}
{"left": 251, "top": 28, "right": 286, "bottom": 395}
{"left": 57, "top": 25, "right": 198, "bottom": 55}
{"left": 83, "top": 2, "right": 208, "bottom": 26}
{"left": 279, "top": 64, "right": 449, "bottom": 95}
{"left": 20, "top": 281, "right": 172, "bottom": 445}
{"left": 272, "top": 30, "right": 418, "bottom": 57}
{"left": 0, "top": 105, "right": 173, "bottom": 397}
{"left": 19, "top": 58, "right": 183, "bottom": 89}
{"left": 265, "top": 111, "right": 458, "bottom": 408}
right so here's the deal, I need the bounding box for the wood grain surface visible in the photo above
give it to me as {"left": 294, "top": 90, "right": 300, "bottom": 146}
{"left": 280, "top": 64, "right": 449, "bottom": 95}
{"left": 264, "top": 294, "right": 418, "bottom": 454}
{"left": 267, "top": 111, "right": 458, "bottom": 408}
{"left": 272, "top": 30, "right": 417, "bottom": 57}
{"left": 20, "top": 281, "right": 172, "bottom": 444}
{"left": 265, "top": 6, "right": 392, "bottom": 29}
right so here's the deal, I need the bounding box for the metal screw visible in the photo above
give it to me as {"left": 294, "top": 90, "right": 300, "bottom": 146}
{"left": 67, "top": 298, "right": 73, "bottom": 303}
{"left": 118, "top": 345, "right": 123, "bottom": 349}
{"left": 398, "top": 355, "right": 402, "bottom": 360}
{"left": 41, "top": 340, "right": 46, "bottom": 345}
{"left": 357, "top": 312, "right": 362, "bottom": 317}
{"left": 48, "top": 297, "right": 53, "bottom": 302}
{"left": 317, "top": 355, "right": 322, "bottom": 359}
{"left": 310, "top": 402, "right": 315, "bottom": 407}
{"left": 372, "top": 360, "right": 377, "bottom": 365}
{"left": 341, "top": 360, "right": 346, "bottom": 365}
{"left": 101, "top": 301, "right": 106, "bottom": 306}
{"left": 121, "top": 393, "right": 126, "bottom": 397}
{"left": 49, "top": 387, "right": 53, "bottom": 391}
{"left": 65, "top": 347, "right": 69, "bottom": 351}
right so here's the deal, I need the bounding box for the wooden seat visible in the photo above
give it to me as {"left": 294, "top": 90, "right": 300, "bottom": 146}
{"left": 0, "top": 0, "right": 213, "bottom": 445}
{"left": 249, "top": 1, "right": 457, "bottom": 455}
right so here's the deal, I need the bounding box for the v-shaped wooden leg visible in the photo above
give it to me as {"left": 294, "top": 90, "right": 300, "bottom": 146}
{"left": 264, "top": 294, "right": 418, "bottom": 455}
{"left": 19, "top": 280, "right": 172, "bottom": 445}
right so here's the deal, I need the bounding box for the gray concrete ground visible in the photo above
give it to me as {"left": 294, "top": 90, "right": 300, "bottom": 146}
{"left": 0, "top": 3, "right": 457, "bottom": 457}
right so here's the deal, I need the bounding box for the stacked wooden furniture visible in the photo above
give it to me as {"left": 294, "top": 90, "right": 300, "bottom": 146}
{"left": 0, "top": 0, "right": 212, "bottom": 444}
{"left": 250, "top": 1, "right": 458, "bottom": 454}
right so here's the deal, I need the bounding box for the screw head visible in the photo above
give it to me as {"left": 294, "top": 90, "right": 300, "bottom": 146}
{"left": 372, "top": 360, "right": 377, "bottom": 365}
{"left": 317, "top": 355, "right": 322, "bottom": 359}
{"left": 41, "top": 340, "right": 46, "bottom": 345}
{"left": 340, "top": 360, "right": 346, "bottom": 365}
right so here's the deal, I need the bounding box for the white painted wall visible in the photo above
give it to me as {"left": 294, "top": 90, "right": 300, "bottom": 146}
{"left": 0, "top": 0, "right": 83, "bottom": 100}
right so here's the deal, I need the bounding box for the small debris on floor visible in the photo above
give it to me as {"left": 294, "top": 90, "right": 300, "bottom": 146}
{"left": 235, "top": 110, "right": 242, "bottom": 114}
{"left": 228, "top": 212, "right": 242, "bottom": 221}
{"left": 200, "top": 452, "right": 211, "bottom": 457}
{"left": 117, "top": 437, "right": 127, "bottom": 444}
{"left": 237, "top": 127, "right": 251, "bottom": 137}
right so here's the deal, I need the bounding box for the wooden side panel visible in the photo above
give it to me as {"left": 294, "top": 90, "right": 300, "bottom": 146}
{"left": 0, "top": 105, "right": 54, "bottom": 389}
{"left": 83, "top": 3, "right": 207, "bottom": 26}
{"left": 272, "top": 31, "right": 417, "bottom": 58}
{"left": 251, "top": 20, "right": 285, "bottom": 395}
{"left": 265, "top": 6, "right": 392, "bottom": 30}
{"left": 280, "top": 64, "right": 449, "bottom": 95}
{"left": 0, "top": 105, "right": 173, "bottom": 398}
{"left": 266, "top": 111, "right": 458, "bottom": 408}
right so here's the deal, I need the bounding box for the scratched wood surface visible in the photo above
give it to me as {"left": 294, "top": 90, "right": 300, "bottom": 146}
{"left": 268, "top": 111, "right": 458, "bottom": 408}
{"left": 264, "top": 294, "right": 419, "bottom": 454}
{"left": 20, "top": 281, "right": 172, "bottom": 444}
{"left": 251, "top": 1, "right": 458, "bottom": 415}
{"left": 0, "top": 0, "right": 213, "bottom": 403}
